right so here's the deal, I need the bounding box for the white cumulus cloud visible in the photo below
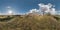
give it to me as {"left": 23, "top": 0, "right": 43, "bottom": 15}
{"left": 27, "top": 3, "right": 56, "bottom": 15}
{"left": 26, "top": 9, "right": 39, "bottom": 14}
{"left": 29, "top": 9, "right": 39, "bottom": 13}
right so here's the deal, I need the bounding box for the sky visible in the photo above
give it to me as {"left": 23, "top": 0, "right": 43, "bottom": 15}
{"left": 0, "top": 0, "right": 60, "bottom": 15}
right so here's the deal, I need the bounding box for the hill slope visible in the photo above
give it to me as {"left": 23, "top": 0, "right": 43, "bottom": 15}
{"left": 0, "top": 15, "right": 60, "bottom": 30}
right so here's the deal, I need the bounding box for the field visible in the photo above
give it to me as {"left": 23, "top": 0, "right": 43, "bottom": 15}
{"left": 0, "top": 15, "right": 60, "bottom": 30}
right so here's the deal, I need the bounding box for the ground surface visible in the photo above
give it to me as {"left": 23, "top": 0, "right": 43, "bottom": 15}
{"left": 0, "top": 15, "right": 60, "bottom": 30}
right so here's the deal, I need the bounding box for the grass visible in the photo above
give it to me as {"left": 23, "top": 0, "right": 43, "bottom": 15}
{"left": 0, "top": 15, "right": 60, "bottom": 30}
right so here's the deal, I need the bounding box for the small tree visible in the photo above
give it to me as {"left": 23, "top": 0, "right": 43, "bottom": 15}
{"left": 41, "top": 7, "right": 47, "bottom": 15}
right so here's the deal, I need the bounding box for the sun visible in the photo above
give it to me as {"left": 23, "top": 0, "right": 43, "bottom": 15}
{"left": 7, "top": 6, "right": 13, "bottom": 15}
{"left": 8, "top": 10, "right": 13, "bottom": 14}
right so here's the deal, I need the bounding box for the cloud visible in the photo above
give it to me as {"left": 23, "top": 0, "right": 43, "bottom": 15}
{"left": 26, "top": 9, "right": 39, "bottom": 14}
{"left": 38, "top": 3, "right": 56, "bottom": 15}
{"left": 27, "top": 3, "right": 56, "bottom": 15}
{"left": 50, "top": 8, "right": 56, "bottom": 15}
{"left": 29, "top": 9, "right": 39, "bottom": 13}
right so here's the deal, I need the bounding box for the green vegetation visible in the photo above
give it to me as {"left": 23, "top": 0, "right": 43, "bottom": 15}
{"left": 0, "top": 15, "right": 60, "bottom": 30}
